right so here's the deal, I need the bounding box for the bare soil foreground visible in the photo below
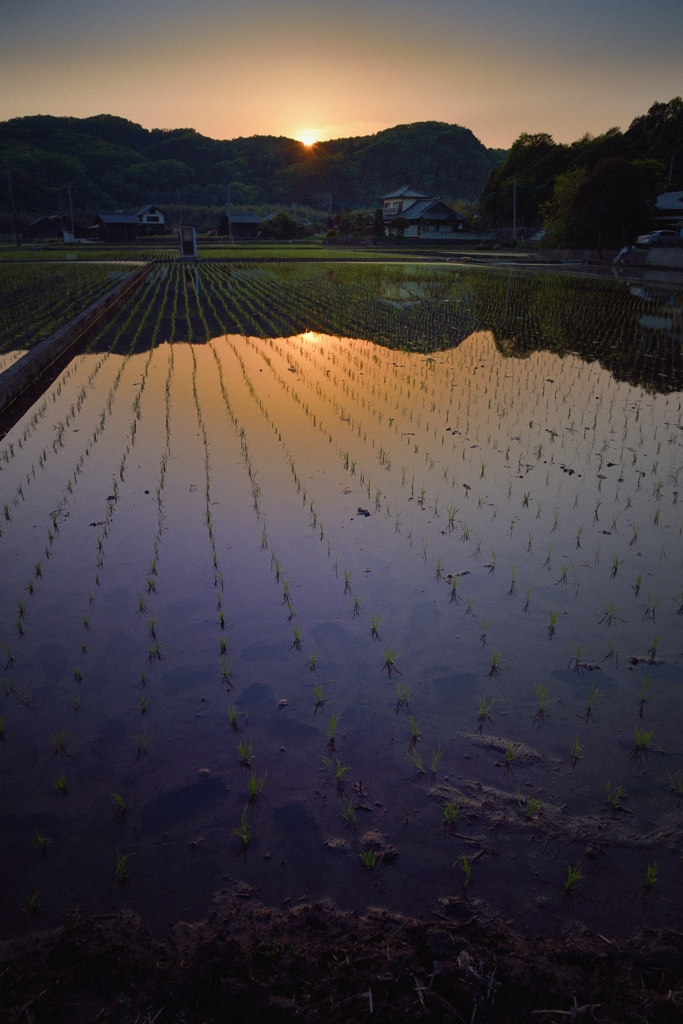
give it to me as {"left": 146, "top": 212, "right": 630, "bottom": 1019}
{"left": 2, "top": 888, "right": 682, "bottom": 1023}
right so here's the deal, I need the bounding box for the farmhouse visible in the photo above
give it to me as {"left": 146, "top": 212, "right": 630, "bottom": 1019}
{"left": 381, "top": 187, "right": 466, "bottom": 238}
{"left": 136, "top": 205, "right": 165, "bottom": 232}
{"left": 27, "top": 215, "right": 67, "bottom": 240}
{"left": 653, "top": 191, "right": 683, "bottom": 232}
{"left": 90, "top": 213, "right": 139, "bottom": 242}
{"left": 217, "top": 212, "right": 262, "bottom": 239}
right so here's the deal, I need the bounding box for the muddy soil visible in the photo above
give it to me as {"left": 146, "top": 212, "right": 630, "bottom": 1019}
{"left": 2, "top": 886, "right": 682, "bottom": 1023}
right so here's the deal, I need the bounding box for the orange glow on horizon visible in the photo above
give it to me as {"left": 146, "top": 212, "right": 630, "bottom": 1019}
{"left": 298, "top": 131, "right": 317, "bottom": 147}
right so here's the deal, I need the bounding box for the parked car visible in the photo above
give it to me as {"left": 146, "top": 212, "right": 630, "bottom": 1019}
{"left": 636, "top": 229, "right": 681, "bottom": 246}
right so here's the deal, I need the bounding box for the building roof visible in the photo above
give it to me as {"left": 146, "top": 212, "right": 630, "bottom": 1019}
{"left": 393, "top": 199, "right": 465, "bottom": 222}
{"left": 228, "top": 212, "right": 262, "bottom": 224}
{"left": 94, "top": 213, "right": 140, "bottom": 225}
{"left": 656, "top": 191, "right": 683, "bottom": 211}
{"left": 136, "top": 205, "right": 163, "bottom": 216}
{"left": 381, "top": 186, "right": 430, "bottom": 200}
{"left": 28, "top": 215, "right": 62, "bottom": 226}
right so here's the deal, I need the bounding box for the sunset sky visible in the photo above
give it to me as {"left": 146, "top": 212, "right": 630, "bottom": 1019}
{"left": 1, "top": 0, "right": 681, "bottom": 149}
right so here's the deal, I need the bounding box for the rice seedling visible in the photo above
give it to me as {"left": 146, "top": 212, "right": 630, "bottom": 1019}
{"left": 563, "top": 863, "right": 583, "bottom": 901}
{"left": 430, "top": 747, "right": 444, "bottom": 779}
{"left": 507, "top": 564, "right": 518, "bottom": 597}
{"left": 146, "top": 618, "right": 157, "bottom": 639}
{"left": 220, "top": 657, "right": 233, "bottom": 685}
{"left": 382, "top": 648, "right": 402, "bottom": 678}
{"left": 407, "top": 715, "right": 421, "bottom": 750}
{"left": 457, "top": 852, "right": 472, "bottom": 889}
{"left": 674, "top": 592, "right": 683, "bottom": 617}
{"left": 598, "top": 600, "right": 624, "bottom": 627}
{"left": 568, "top": 644, "right": 585, "bottom": 673}
{"left": 233, "top": 810, "right": 251, "bottom": 850}
{"left": 53, "top": 772, "right": 68, "bottom": 796}
{"left": 575, "top": 524, "right": 585, "bottom": 549}
{"left": 1, "top": 644, "right": 14, "bottom": 671}
{"left": 114, "top": 849, "right": 133, "bottom": 885}
{"left": 527, "top": 532, "right": 534, "bottom": 554}
{"left": 486, "top": 651, "right": 503, "bottom": 679}
{"left": 479, "top": 619, "right": 491, "bottom": 646}
{"left": 630, "top": 726, "right": 653, "bottom": 763}
{"left": 442, "top": 801, "right": 459, "bottom": 835}
{"left": 352, "top": 594, "right": 362, "bottom": 618}
{"left": 406, "top": 747, "right": 425, "bottom": 782}
{"left": 547, "top": 611, "right": 558, "bottom": 640}
{"left": 313, "top": 684, "right": 326, "bottom": 714}
{"left": 531, "top": 684, "right": 552, "bottom": 726}
{"left": 305, "top": 651, "right": 318, "bottom": 674}
{"left": 568, "top": 736, "right": 583, "bottom": 769}
{"left": 476, "top": 695, "right": 499, "bottom": 733}
{"left": 525, "top": 795, "right": 542, "bottom": 820}
{"left": 340, "top": 799, "right": 357, "bottom": 830}
{"left": 72, "top": 697, "right": 81, "bottom": 712}
{"left": 644, "top": 862, "right": 658, "bottom": 891}
{"left": 643, "top": 594, "right": 660, "bottom": 623}
{"left": 23, "top": 890, "right": 41, "bottom": 916}
{"left": 326, "top": 713, "right": 339, "bottom": 752}
{"left": 449, "top": 574, "right": 461, "bottom": 605}
{"left": 237, "top": 740, "right": 253, "bottom": 768}
{"left": 603, "top": 640, "right": 621, "bottom": 668}
{"left": 583, "top": 682, "right": 603, "bottom": 723}
{"left": 667, "top": 770, "right": 683, "bottom": 807}
{"left": 50, "top": 730, "right": 70, "bottom": 759}
{"left": 147, "top": 639, "right": 163, "bottom": 662}
{"left": 288, "top": 625, "right": 302, "bottom": 652}
{"left": 434, "top": 558, "right": 444, "bottom": 580}
{"left": 247, "top": 770, "right": 268, "bottom": 805}
{"left": 465, "top": 595, "right": 476, "bottom": 616}
{"left": 638, "top": 674, "right": 653, "bottom": 718}
{"left": 343, "top": 568, "right": 352, "bottom": 593}
{"left": 360, "top": 849, "right": 383, "bottom": 871}
{"left": 504, "top": 743, "right": 521, "bottom": 773}
{"left": 132, "top": 734, "right": 148, "bottom": 761}
{"left": 35, "top": 561, "right": 43, "bottom": 579}
{"left": 32, "top": 829, "right": 51, "bottom": 855}
{"left": 111, "top": 793, "right": 127, "bottom": 820}
{"left": 604, "top": 781, "right": 624, "bottom": 815}
{"left": 15, "top": 619, "right": 25, "bottom": 638}
{"left": 370, "top": 614, "right": 383, "bottom": 641}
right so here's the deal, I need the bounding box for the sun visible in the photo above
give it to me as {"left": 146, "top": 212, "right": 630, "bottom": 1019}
{"left": 299, "top": 131, "right": 317, "bottom": 147}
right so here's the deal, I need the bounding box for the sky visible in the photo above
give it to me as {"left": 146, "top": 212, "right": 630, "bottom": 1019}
{"left": 1, "top": 0, "right": 682, "bottom": 150}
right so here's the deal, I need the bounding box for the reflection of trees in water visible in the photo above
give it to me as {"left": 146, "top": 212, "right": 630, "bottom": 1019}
{"left": 91, "top": 263, "right": 683, "bottom": 394}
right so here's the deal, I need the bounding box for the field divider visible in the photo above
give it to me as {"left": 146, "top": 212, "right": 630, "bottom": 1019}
{"left": 0, "top": 261, "right": 155, "bottom": 414}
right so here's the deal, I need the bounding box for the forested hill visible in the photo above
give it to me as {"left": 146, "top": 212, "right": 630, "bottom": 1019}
{"left": 0, "top": 115, "right": 506, "bottom": 214}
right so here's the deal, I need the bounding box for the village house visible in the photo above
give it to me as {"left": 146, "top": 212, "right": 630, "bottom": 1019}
{"left": 381, "top": 186, "right": 466, "bottom": 238}
{"left": 89, "top": 213, "right": 140, "bottom": 243}
{"left": 136, "top": 205, "right": 165, "bottom": 233}
{"left": 217, "top": 211, "right": 262, "bottom": 239}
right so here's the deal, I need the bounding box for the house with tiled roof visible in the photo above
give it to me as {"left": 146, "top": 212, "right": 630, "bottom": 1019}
{"left": 381, "top": 187, "right": 466, "bottom": 238}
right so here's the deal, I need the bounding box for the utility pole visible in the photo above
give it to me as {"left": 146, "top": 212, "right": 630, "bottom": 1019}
{"left": 66, "top": 181, "right": 75, "bottom": 243}
{"left": 177, "top": 189, "right": 183, "bottom": 228}
{"left": 329, "top": 192, "right": 332, "bottom": 216}
{"left": 227, "top": 184, "right": 233, "bottom": 244}
{"left": 512, "top": 178, "right": 517, "bottom": 242}
{"left": 4, "top": 158, "right": 21, "bottom": 248}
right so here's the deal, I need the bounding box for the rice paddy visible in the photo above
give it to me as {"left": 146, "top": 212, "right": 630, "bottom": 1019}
{"left": 0, "top": 260, "right": 682, "bottom": 942}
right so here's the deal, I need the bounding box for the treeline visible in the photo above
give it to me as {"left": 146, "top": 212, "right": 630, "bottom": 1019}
{"left": 480, "top": 97, "right": 683, "bottom": 247}
{"left": 0, "top": 115, "right": 505, "bottom": 221}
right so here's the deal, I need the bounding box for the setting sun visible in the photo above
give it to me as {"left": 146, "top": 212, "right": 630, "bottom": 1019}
{"left": 298, "top": 131, "right": 317, "bottom": 146}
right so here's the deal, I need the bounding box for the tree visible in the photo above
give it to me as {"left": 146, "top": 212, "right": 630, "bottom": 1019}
{"left": 389, "top": 216, "right": 409, "bottom": 237}
{"left": 259, "top": 211, "right": 301, "bottom": 239}
{"left": 568, "top": 158, "right": 650, "bottom": 253}
{"left": 541, "top": 168, "right": 588, "bottom": 246}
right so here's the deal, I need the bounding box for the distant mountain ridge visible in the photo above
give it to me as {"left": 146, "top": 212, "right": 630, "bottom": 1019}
{"left": 0, "top": 114, "right": 506, "bottom": 216}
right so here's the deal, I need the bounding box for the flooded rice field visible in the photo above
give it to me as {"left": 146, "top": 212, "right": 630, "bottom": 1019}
{"left": 0, "top": 262, "right": 135, "bottom": 365}
{"left": 1, "top": 262, "right": 682, "bottom": 944}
